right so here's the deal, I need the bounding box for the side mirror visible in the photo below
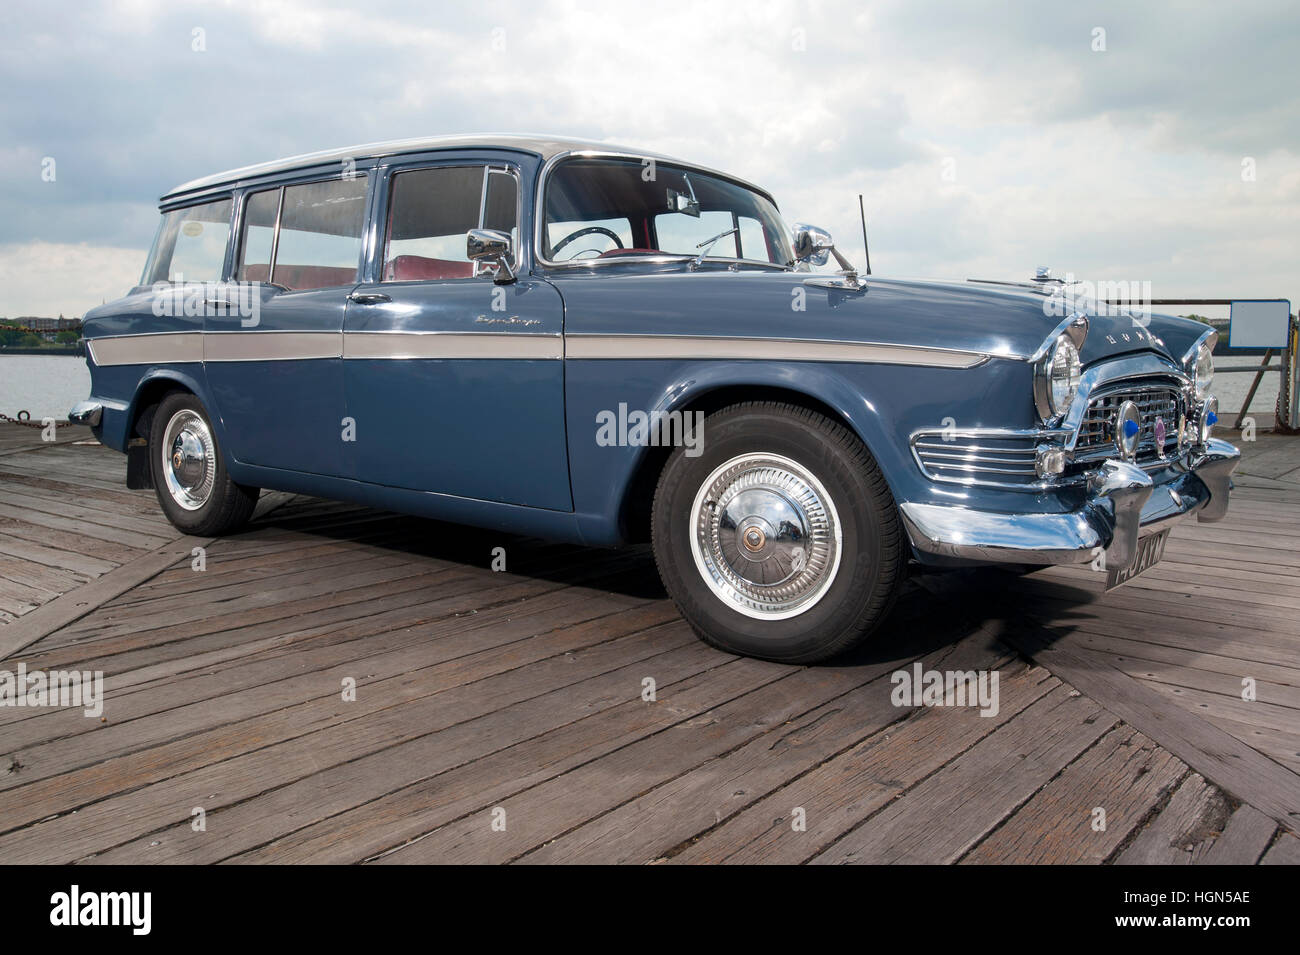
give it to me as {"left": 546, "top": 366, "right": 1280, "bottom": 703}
{"left": 791, "top": 223, "right": 834, "bottom": 267}
{"left": 466, "top": 229, "right": 516, "bottom": 283}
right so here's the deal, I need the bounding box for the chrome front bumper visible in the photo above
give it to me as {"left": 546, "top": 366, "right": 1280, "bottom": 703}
{"left": 901, "top": 438, "right": 1241, "bottom": 570}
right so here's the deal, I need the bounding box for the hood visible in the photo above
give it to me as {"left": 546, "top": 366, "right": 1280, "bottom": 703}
{"left": 547, "top": 264, "right": 1205, "bottom": 370}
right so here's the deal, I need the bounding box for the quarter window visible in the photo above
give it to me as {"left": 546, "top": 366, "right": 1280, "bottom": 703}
{"left": 383, "top": 165, "right": 519, "bottom": 282}
{"left": 142, "top": 199, "right": 233, "bottom": 284}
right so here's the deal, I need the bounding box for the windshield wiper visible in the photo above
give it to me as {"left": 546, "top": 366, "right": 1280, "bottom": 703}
{"left": 690, "top": 227, "right": 739, "bottom": 270}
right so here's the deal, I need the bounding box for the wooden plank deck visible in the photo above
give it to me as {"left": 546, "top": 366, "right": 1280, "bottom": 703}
{"left": 0, "top": 420, "right": 1295, "bottom": 864}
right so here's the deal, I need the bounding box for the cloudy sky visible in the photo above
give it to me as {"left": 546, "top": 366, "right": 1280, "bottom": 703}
{"left": 1, "top": 0, "right": 1297, "bottom": 317}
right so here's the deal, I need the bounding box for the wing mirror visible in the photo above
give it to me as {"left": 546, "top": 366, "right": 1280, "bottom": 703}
{"left": 466, "top": 229, "right": 516, "bottom": 283}
{"left": 791, "top": 223, "right": 835, "bottom": 267}
{"left": 791, "top": 222, "right": 866, "bottom": 290}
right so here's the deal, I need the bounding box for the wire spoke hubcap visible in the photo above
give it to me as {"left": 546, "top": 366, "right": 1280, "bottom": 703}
{"left": 690, "top": 452, "right": 842, "bottom": 620}
{"left": 162, "top": 410, "right": 215, "bottom": 511}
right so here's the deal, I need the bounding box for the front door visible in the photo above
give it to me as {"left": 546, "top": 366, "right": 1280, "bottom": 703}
{"left": 342, "top": 159, "right": 571, "bottom": 510}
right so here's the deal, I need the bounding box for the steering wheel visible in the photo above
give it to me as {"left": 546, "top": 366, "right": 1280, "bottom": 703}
{"left": 552, "top": 226, "right": 624, "bottom": 259}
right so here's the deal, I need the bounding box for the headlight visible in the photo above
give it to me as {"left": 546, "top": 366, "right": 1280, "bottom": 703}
{"left": 1035, "top": 333, "right": 1082, "bottom": 421}
{"left": 1192, "top": 341, "right": 1214, "bottom": 399}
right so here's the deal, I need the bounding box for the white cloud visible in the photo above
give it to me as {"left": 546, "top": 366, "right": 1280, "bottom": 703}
{"left": 0, "top": 242, "right": 142, "bottom": 318}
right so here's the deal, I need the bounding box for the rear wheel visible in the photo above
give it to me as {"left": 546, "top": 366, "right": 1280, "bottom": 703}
{"left": 651, "top": 401, "right": 906, "bottom": 663}
{"left": 149, "top": 391, "right": 259, "bottom": 536}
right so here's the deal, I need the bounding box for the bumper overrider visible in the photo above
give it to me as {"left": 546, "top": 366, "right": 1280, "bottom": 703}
{"left": 68, "top": 400, "right": 103, "bottom": 427}
{"left": 901, "top": 437, "right": 1241, "bottom": 570}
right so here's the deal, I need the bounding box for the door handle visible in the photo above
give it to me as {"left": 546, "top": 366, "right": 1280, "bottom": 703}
{"left": 348, "top": 291, "right": 392, "bottom": 305}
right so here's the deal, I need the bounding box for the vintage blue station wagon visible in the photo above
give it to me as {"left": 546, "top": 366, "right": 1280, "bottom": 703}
{"left": 70, "top": 135, "right": 1240, "bottom": 662}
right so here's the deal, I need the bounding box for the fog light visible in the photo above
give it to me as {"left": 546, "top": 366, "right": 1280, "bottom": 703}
{"left": 1115, "top": 400, "right": 1141, "bottom": 461}
{"left": 1200, "top": 395, "right": 1218, "bottom": 444}
{"left": 1036, "top": 444, "right": 1066, "bottom": 478}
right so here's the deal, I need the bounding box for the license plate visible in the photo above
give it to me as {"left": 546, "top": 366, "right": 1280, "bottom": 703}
{"left": 1106, "top": 529, "right": 1169, "bottom": 590}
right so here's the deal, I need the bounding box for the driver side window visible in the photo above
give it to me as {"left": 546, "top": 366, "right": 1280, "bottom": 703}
{"left": 383, "top": 165, "right": 518, "bottom": 282}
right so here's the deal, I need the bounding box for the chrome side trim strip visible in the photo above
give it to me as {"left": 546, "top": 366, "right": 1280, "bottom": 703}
{"left": 86, "top": 331, "right": 984, "bottom": 368}
{"left": 566, "top": 334, "right": 988, "bottom": 368}
{"left": 204, "top": 331, "right": 342, "bottom": 361}
{"left": 343, "top": 331, "right": 562, "bottom": 360}
{"left": 87, "top": 332, "right": 203, "bottom": 366}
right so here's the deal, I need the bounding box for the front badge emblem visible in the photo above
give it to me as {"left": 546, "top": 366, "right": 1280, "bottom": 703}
{"left": 1154, "top": 416, "right": 1167, "bottom": 459}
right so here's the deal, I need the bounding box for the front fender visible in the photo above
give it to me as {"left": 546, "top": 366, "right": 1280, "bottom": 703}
{"left": 564, "top": 354, "right": 1036, "bottom": 547}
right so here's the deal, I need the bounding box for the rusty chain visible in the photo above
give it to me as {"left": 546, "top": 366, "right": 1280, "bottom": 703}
{"left": 0, "top": 410, "right": 68, "bottom": 429}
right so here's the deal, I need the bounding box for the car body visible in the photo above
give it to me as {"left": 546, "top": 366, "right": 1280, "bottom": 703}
{"left": 70, "top": 134, "right": 1240, "bottom": 662}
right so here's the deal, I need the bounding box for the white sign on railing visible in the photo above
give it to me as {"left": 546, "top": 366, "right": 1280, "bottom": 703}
{"left": 1229, "top": 299, "right": 1292, "bottom": 348}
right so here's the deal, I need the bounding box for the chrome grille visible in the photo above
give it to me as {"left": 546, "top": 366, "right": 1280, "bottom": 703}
{"left": 1075, "top": 386, "right": 1181, "bottom": 461}
{"left": 913, "top": 434, "right": 1040, "bottom": 486}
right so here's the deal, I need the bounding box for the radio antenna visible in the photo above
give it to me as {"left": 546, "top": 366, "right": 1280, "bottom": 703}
{"left": 858, "top": 194, "right": 872, "bottom": 275}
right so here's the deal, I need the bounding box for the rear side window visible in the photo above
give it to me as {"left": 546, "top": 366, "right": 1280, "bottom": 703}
{"left": 142, "top": 199, "right": 233, "bottom": 284}
{"left": 235, "top": 176, "right": 368, "bottom": 291}
{"left": 237, "top": 188, "right": 279, "bottom": 283}
{"left": 382, "top": 165, "right": 518, "bottom": 282}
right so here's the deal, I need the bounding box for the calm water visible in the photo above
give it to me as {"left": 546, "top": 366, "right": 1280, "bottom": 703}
{"left": 0, "top": 354, "right": 1282, "bottom": 422}
{"left": 0, "top": 355, "right": 91, "bottom": 421}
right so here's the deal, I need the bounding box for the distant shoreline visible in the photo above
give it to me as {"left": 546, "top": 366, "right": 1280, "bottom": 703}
{"left": 0, "top": 347, "right": 84, "bottom": 356}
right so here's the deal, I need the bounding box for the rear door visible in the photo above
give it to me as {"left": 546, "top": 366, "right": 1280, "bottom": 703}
{"left": 205, "top": 172, "right": 370, "bottom": 477}
{"left": 342, "top": 156, "right": 571, "bottom": 510}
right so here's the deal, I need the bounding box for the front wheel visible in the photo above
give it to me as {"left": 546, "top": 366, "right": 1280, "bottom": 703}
{"left": 149, "top": 391, "right": 259, "bottom": 536}
{"left": 651, "top": 402, "right": 907, "bottom": 663}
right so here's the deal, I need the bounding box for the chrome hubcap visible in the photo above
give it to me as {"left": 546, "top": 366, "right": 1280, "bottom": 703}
{"left": 161, "top": 410, "right": 215, "bottom": 511}
{"left": 690, "top": 452, "right": 842, "bottom": 620}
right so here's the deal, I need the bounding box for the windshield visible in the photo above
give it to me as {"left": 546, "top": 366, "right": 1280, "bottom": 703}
{"left": 542, "top": 158, "right": 793, "bottom": 267}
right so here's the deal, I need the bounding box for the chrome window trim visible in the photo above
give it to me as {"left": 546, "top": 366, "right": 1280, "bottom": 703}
{"left": 533, "top": 151, "right": 788, "bottom": 271}
{"left": 267, "top": 186, "right": 285, "bottom": 286}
